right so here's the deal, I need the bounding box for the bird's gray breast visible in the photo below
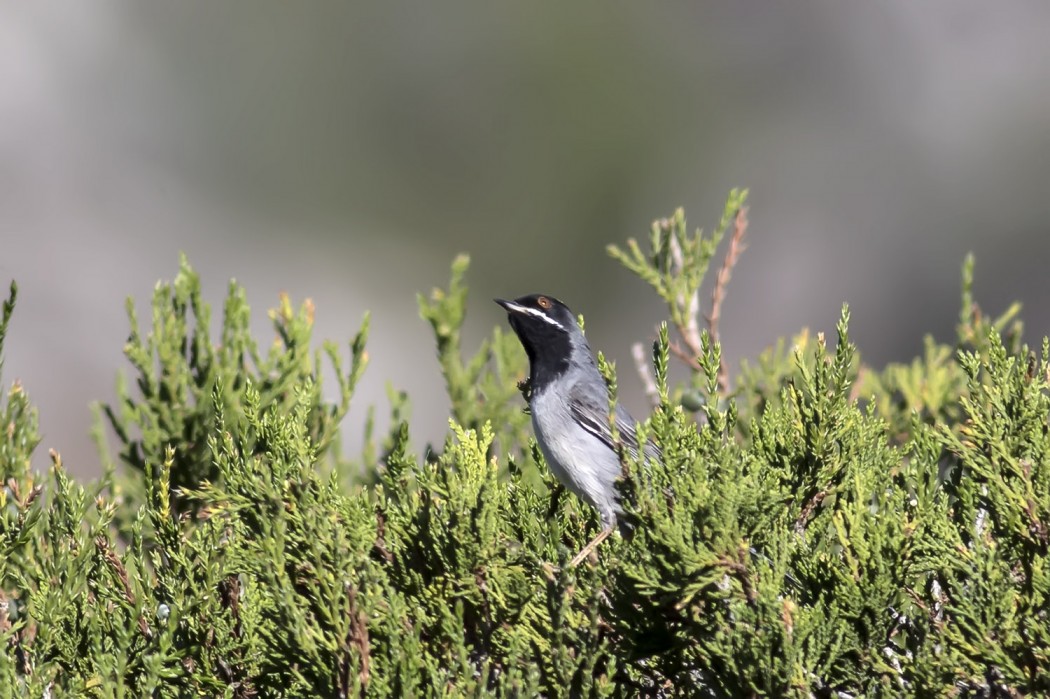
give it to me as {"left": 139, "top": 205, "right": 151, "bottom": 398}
{"left": 530, "top": 385, "right": 622, "bottom": 522}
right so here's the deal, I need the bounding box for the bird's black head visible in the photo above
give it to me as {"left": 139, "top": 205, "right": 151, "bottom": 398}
{"left": 495, "top": 294, "right": 589, "bottom": 392}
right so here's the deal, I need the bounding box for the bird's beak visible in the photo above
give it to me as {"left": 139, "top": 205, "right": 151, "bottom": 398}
{"left": 494, "top": 298, "right": 524, "bottom": 314}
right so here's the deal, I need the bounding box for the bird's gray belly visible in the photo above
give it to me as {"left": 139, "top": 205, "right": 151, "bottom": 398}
{"left": 530, "top": 391, "right": 621, "bottom": 521}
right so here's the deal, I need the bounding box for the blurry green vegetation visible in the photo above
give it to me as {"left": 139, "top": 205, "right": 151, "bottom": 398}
{"left": 1, "top": 195, "right": 1049, "bottom": 697}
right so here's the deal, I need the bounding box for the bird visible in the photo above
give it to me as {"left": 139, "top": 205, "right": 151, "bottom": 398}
{"left": 495, "top": 294, "right": 657, "bottom": 566}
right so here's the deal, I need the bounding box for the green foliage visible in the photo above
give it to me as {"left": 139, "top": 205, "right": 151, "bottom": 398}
{"left": 607, "top": 190, "right": 746, "bottom": 346}
{"left": 102, "top": 254, "right": 371, "bottom": 511}
{"left": 418, "top": 254, "right": 532, "bottom": 454}
{"left": 1, "top": 194, "right": 1048, "bottom": 696}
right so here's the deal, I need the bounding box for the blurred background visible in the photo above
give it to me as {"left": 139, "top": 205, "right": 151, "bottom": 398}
{"left": 3, "top": 2, "right": 1049, "bottom": 478}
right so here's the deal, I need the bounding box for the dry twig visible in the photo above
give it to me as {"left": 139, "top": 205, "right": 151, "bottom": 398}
{"left": 669, "top": 233, "right": 704, "bottom": 361}
{"left": 632, "top": 342, "right": 661, "bottom": 408}
{"left": 705, "top": 205, "right": 749, "bottom": 394}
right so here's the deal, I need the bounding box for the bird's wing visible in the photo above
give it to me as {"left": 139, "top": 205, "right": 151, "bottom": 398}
{"left": 568, "top": 381, "right": 660, "bottom": 461}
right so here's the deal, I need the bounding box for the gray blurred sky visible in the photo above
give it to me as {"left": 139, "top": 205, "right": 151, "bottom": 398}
{"left": 3, "top": 2, "right": 1049, "bottom": 477}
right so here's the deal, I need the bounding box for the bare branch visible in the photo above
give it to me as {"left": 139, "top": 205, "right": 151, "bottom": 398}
{"left": 668, "top": 339, "right": 702, "bottom": 371}
{"left": 669, "top": 230, "right": 704, "bottom": 361}
{"left": 632, "top": 342, "right": 660, "bottom": 408}
{"left": 707, "top": 206, "right": 749, "bottom": 343}
{"left": 705, "top": 205, "right": 749, "bottom": 393}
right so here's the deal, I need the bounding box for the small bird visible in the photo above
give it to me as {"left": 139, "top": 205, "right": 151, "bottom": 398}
{"left": 496, "top": 294, "right": 656, "bottom": 566}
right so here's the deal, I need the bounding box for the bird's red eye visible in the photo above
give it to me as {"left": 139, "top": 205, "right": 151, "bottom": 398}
{"left": 537, "top": 296, "right": 552, "bottom": 309}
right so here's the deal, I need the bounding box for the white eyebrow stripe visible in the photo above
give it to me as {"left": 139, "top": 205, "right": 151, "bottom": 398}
{"left": 506, "top": 302, "right": 564, "bottom": 329}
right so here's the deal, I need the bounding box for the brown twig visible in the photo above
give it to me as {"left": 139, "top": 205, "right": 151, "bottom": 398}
{"left": 343, "top": 585, "right": 371, "bottom": 694}
{"left": 707, "top": 206, "right": 749, "bottom": 343}
{"left": 219, "top": 576, "right": 243, "bottom": 639}
{"left": 705, "top": 206, "right": 749, "bottom": 394}
{"left": 217, "top": 576, "right": 257, "bottom": 698}
{"left": 667, "top": 339, "right": 702, "bottom": 371}
{"left": 95, "top": 535, "right": 153, "bottom": 640}
{"left": 794, "top": 490, "right": 827, "bottom": 535}
{"left": 722, "top": 557, "right": 757, "bottom": 604}
{"left": 373, "top": 511, "right": 394, "bottom": 563}
{"left": 0, "top": 590, "right": 9, "bottom": 637}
